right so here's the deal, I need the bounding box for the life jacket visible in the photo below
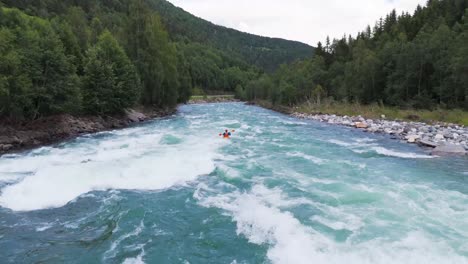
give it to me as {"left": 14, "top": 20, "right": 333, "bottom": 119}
{"left": 223, "top": 132, "right": 231, "bottom": 138}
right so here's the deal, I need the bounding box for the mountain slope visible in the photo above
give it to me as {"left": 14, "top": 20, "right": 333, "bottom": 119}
{"left": 144, "top": 0, "right": 314, "bottom": 72}
{"left": 1, "top": 0, "right": 314, "bottom": 73}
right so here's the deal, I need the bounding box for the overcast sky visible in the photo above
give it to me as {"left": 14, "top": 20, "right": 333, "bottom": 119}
{"left": 167, "top": 0, "right": 427, "bottom": 45}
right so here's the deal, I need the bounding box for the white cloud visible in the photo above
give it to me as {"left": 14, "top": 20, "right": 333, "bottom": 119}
{"left": 167, "top": 0, "right": 427, "bottom": 45}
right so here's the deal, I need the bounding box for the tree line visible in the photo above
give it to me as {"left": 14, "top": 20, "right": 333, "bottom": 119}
{"left": 239, "top": 0, "right": 468, "bottom": 110}
{"left": 2, "top": 0, "right": 466, "bottom": 121}
{"left": 0, "top": 0, "right": 266, "bottom": 120}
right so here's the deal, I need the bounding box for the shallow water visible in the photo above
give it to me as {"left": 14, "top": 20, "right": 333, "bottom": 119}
{"left": 1, "top": 103, "right": 467, "bottom": 264}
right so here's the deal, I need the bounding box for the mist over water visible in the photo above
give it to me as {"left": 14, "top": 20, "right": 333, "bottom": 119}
{"left": 1, "top": 103, "right": 467, "bottom": 264}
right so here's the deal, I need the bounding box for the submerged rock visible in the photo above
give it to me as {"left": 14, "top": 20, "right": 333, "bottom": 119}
{"left": 432, "top": 143, "right": 467, "bottom": 156}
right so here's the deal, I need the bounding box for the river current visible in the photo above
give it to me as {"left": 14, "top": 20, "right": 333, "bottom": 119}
{"left": 0, "top": 103, "right": 467, "bottom": 263}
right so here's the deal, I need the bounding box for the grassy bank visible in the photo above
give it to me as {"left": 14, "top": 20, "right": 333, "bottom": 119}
{"left": 255, "top": 100, "right": 468, "bottom": 126}
{"left": 296, "top": 102, "right": 468, "bottom": 126}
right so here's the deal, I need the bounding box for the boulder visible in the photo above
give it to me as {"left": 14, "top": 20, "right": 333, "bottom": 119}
{"left": 432, "top": 143, "right": 467, "bottom": 156}
{"left": 355, "top": 122, "right": 368, "bottom": 129}
{"left": 0, "top": 136, "right": 13, "bottom": 145}
{"left": 406, "top": 135, "right": 420, "bottom": 143}
{"left": 1, "top": 144, "right": 13, "bottom": 151}
{"left": 434, "top": 134, "right": 445, "bottom": 140}
{"left": 419, "top": 139, "right": 438, "bottom": 148}
{"left": 126, "top": 109, "right": 147, "bottom": 123}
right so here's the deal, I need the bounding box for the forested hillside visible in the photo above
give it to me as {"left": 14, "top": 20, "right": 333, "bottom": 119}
{"left": 240, "top": 0, "right": 468, "bottom": 110}
{"left": 147, "top": 0, "right": 313, "bottom": 72}
{"left": 0, "top": 0, "right": 312, "bottom": 121}
{"left": 2, "top": 0, "right": 466, "bottom": 122}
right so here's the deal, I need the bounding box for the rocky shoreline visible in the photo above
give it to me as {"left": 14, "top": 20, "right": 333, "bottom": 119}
{"left": 0, "top": 107, "right": 175, "bottom": 155}
{"left": 292, "top": 112, "right": 468, "bottom": 156}
{"left": 188, "top": 96, "right": 239, "bottom": 104}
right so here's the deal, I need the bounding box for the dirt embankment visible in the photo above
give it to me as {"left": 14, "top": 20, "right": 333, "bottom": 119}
{"left": 0, "top": 107, "right": 175, "bottom": 155}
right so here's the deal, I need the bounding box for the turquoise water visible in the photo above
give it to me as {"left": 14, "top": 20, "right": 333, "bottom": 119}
{"left": 0, "top": 103, "right": 467, "bottom": 264}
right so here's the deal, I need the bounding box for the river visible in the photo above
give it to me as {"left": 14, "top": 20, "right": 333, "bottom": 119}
{"left": 0, "top": 103, "right": 467, "bottom": 264}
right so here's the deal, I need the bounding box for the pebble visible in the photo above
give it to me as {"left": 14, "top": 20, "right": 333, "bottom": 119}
{"left": 291, "top": 112, "right": 468, "bottom": 152}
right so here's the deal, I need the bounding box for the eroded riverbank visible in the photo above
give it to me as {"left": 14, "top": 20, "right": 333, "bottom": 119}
{"left": 0, "top": 107, "right": 175, "bottom": 155}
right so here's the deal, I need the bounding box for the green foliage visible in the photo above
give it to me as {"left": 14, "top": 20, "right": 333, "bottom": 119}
{"left": 234, "top": 85, "right": 246, "bottom": 100}
{"left": 126, "top": 0, "right": 179, "bottom": 107}
{"left": 191, "top": 87, "right": 205, "bottom": 96}
{"left": 1, "top": 0, "right": 466, "bottom": 122}
{"left": 146, "top": 0, "right": 313, "bottom": 72}
{"left": 2, "top": 0, "right": 299, "bottom": 120}
{"left": 248, "top": 1, "right": 468, "bottom": 111}
{"left": 82, "top": 31, "right": 140, "bottom": 114}
{"left": 0, "top": 8, "right": 80, "bottom": 120}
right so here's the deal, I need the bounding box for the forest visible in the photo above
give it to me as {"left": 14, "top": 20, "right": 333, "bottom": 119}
{"left": 0, "top": 0, "right": 311, "bottom": 120}
{"left": 239, "top": 0, "right": 468, "bottom": 111}
{"left": 1, "top": 0, "right": 467, "bottom": 122}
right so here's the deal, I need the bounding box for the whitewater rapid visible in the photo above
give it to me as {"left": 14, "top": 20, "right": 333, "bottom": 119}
{"left": 0, "top": 103, "right": 467, "bottom": 264}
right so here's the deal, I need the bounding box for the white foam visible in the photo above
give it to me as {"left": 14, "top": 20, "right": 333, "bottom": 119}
{"left": 371, "top": 147, "right": 433, "bottom": 159}
{"left": 122, "top": 254, "right": 145, "bottom": 264}
{"left": 104, "top": 221, "right": 144, "bottom": 260}
{"left": 311, "top": 212, "right": 363, "bottom": 232}
{"left": 281, "top": 120, "right": 307, "bottom": 126}
{"left": 286, "top": 152, "right": 326, "bottom": 164}
{"left": 196, "top": 184, "right": 468, "bottom": 264}
{"left": 0, "top": 131, "right": 220, "bottom": 211}
{"left": 122, "top": 243, "right": 147, "bottom": 264}
{"left": 328, "top": 139, "right": 433, "bottom": 159}
{"left": 328, "top": 139, "right": 355, "bottom": 147}
{"left": 36, "top": 222, "right": 54, "bottom": 232}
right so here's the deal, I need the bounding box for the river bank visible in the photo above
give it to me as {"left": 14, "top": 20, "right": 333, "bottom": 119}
{"left": 188, "top": 95, "right": 238, "bottom": 104}
{"left": 0, "top": 107, "right": 175, "bottom": 155}
{"left": 254, "top": 101, "right": 468, "bottom": 155}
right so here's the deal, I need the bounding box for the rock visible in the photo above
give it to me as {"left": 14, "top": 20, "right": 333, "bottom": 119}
{"left": 406, "top": 135, "right": 420, "bottom": 143}
{"left": 355, "top": 122, "right": 368, "bottom": 129}
{"left": 419, "top": 139, "right": 438, "bottom": 148}
{"left": 419, "top": 126, "right": 429, "bottom": 133}
{"left": 432, "top": 143, "right": 467, "bottom": 156}
{"left": 434, "top": 134, "right": 445, "bottom": 140}
{"left": 126, "top": 109, "right": 147, "bottom": 123}
{"left": 342, "top": 120, "right": 352, "bottom": 126}
{"left": 381, "top": 115, "right": 386, "bottom": 119}
{"left": 384, "top": 128, "right": 393, "bottom": 134}
{"left": 1, "top": 144, "right": 13, "bottom": 151}
{"left": 0, "top": 136, "right": 13, "bottom": 145}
